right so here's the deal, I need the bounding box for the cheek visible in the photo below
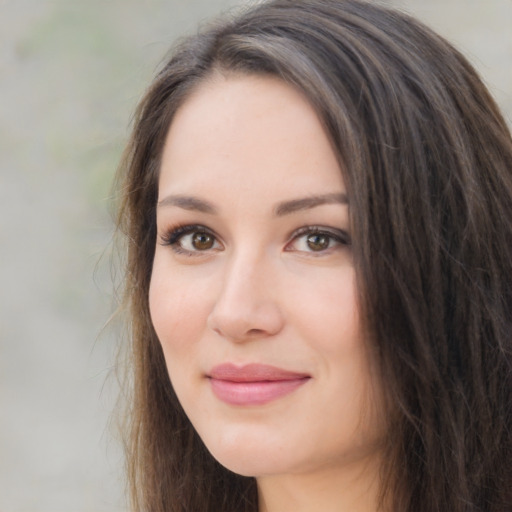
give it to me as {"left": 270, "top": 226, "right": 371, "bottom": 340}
{"left": 288, "top": 266, "right": 360, "bottom": 353}
{"left": 148, "top": 258, "right": 211, "bottom": 354}
{"left": 286, "top": 267, "right": 374, "bottom": 415}
{"left": 148, "top": 265, "right": 214, "bottom": 408}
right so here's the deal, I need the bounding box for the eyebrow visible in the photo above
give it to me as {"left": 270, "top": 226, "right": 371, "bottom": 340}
{"left": 274, "top": 193, "right": 348, "bottom": 216}
{"left": 157, "top": 192, "right": 348, "bottom": 216}
{"left": 157, "top": 195, "right": 218, "bottom": 214}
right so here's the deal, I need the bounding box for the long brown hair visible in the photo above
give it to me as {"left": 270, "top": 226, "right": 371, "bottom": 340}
{"left": 115, "top": 1, "right": 512, "bottom": 510}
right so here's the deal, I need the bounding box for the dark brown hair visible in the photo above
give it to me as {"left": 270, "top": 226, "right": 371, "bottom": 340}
{"left": 115, "top": 1, "right": 512, "bottom": 510}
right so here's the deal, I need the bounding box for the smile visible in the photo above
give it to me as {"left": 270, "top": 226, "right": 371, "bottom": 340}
{"left": 208, "top": 363, "right": 311, "bottom": 406}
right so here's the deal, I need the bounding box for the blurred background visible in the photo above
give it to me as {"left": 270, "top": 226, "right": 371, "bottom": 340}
{"left": 0, "top": 1, "right": 510, "bottom": 511}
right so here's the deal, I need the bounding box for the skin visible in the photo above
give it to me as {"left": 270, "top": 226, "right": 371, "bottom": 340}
{"left": 149, "top": 73, "right": 386, "bottom": 512}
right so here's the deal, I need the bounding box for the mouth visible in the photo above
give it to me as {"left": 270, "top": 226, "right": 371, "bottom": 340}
{"left": 207, "top": 363, "right": 311, "bottom": 406}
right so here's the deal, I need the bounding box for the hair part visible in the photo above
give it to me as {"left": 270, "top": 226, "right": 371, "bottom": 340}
{"left": 115, "top": 1, "right": 512, "bottom": 510}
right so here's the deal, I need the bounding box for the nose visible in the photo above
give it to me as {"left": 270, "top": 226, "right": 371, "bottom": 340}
{"left": 207, "top": 252, "right": 284, "bottom": 342}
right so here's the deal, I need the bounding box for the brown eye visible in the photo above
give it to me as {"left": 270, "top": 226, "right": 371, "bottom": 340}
{"left": 306, "top": 233, "right": 330, "bottom": 251}
{"left": 284, "top": 226, "right": 350, "bottom": 254}
{"left": 192, "top": 232, "right": 215, "bottom": 250}
{"left": 163, "top": 225, "right": 222, "bottom": 254}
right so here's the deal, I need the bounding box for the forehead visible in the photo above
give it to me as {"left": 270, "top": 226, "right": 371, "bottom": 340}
{"left": 159, "top": 73, "right": 345, "bottom": 200}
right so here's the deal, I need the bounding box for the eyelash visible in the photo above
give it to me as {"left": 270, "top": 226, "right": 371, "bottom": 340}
{"left": 159, "top": 224, "right": 351, "bottom": 255}
{"left": 286, "top": 226, "right": 351, "bottom": 253}
{"left": 159, "top": 224, "right": 220, "bottom": 255}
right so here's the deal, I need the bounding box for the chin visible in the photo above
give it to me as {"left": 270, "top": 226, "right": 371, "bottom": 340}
{"left": 198, "top": 425, "right": 297, "bottom": 477}
{"left": 197, "top": 419, "right": 386, "bottom": 481}
{"left": 214, "top": 452, "right": 298, "bottom": 479}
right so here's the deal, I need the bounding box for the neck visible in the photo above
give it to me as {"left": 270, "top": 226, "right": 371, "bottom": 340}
{"left": 257, "top": 455, "right": 385, "bottom": 512}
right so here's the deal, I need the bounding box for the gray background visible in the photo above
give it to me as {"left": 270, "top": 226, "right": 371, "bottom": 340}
{"left": 0, "top": 1, "right": 510, "bottom": 511}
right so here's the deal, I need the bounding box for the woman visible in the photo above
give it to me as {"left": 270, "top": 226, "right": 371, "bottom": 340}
{"left": 115, "top": 1, "right": 512, "bottom": 510}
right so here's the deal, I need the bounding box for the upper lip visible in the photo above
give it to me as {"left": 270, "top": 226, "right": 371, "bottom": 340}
{"left": 208, "top": 363, "right": 310, "bottom": 382}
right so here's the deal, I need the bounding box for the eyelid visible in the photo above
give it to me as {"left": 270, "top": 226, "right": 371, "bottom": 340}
{"left": 285, "top": 225, "right": 351, "bottom": 252}
{"left": 159, "top": 224, "right": 223, "bottom": 254}
{"left": 158, "top": 223, "right": 350, "bottom": 255}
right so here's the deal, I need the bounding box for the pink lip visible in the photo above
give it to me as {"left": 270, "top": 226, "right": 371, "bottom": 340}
{"left": 208, "top": 363, "right": 310, "bottom": 406}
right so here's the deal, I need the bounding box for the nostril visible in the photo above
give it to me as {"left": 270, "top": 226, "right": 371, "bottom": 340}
{"left": 247, "top": 328, "right": 266, "bottom": 336}
{"left": 207, "top": 286, "right": 285, "bottom": 341}
{"left": 212, "top": 327, "right": 223, "bottom": 337}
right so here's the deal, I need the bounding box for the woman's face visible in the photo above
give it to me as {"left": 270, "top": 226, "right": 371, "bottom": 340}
{"left": 149, "top": 74, "right": 384, "bottom": 479}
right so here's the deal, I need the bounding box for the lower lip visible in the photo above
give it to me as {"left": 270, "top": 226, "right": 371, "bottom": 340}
{"left": 209, "top": 377, "right": 309, "bottom": 406}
